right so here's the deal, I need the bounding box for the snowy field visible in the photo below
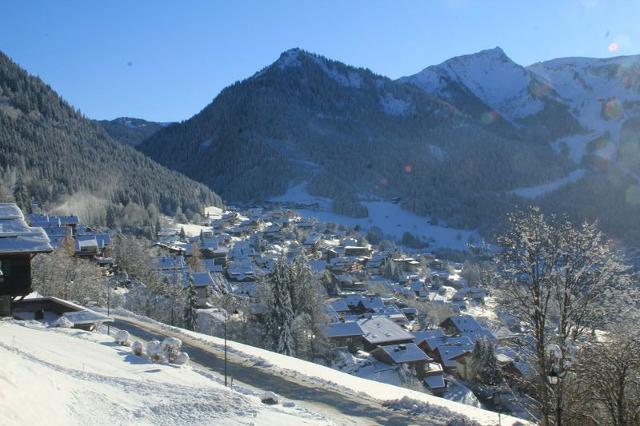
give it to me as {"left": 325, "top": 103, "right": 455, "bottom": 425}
{"left": 109, "top": 310, "right": 530, "bottom": 426}
{"left": 271, "top": 183, "right": 480, "bottom": 251}
{"left": 0, "top": 320, "right": 331, "bottom": 426}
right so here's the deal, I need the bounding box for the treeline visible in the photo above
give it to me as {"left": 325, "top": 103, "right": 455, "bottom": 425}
{"left": 0, "top": 51, "right": 222, "bottom": 227}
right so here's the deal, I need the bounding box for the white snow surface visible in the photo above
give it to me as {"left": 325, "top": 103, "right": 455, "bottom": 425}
{"left": 403, "top": 47, "right": 545, "bottom": 120}
{"left": 528, "top": 54, "right": 640, "bottom": 162}
{"left": 105, "top": 312, "right": 529, "bottom": 426}
{"left": 270, "top": 182, "right": 480, "bottom": 251}
{"left": 510, "top": 169, "right": 586, "bottom": 199}
{"left": 0, "top": 320, "right": 328, "bottom": 426}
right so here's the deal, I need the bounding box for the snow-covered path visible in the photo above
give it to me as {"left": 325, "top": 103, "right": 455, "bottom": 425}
{"left": 113, "top": 318, "right": 417, "bottom": 425}
{"left": 111, "top": 314, "right": 530, "bottom": 426}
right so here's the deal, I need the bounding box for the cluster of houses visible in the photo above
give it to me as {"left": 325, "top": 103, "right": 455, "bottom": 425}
{"left": 144, "top": 205, "right": 531, "bottom": 397}
{"left": 3, "top": 199, "right": 533, "bottom": 404}
{"left": 26, "top": 209, "right": 112, "bottom": 261}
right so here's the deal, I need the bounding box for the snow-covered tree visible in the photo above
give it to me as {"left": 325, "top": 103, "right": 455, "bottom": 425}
{"left": 495, "top": 207, "right": 630, "bottom": 425}
{"left": 470, "top": 338, "right": 500, "bottom": 385}
{"left": 264, "top": 257, "right": 296, "bottom": 356}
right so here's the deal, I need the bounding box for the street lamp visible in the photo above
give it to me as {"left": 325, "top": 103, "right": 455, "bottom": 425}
{"left": 548, "top": 347, "right": 564, "bottom": 426}
{"left": 212, "top": 309, "right": 240, "bottom": 387}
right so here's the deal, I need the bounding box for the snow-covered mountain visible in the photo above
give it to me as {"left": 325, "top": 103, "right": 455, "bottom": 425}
{"left": 400, "top": 47, "right": 582, "bottom": 140}
{"left": 528, "top": 54, "right": 640, "bottom": 162}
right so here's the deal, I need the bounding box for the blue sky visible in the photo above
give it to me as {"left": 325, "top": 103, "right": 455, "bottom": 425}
{"left": 2, "top": 0, "right": 638, "bottom": 121}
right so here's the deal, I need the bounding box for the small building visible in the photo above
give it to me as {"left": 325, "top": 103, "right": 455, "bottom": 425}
{"left": 323, "top": 321, "right": 364, "bottom": 352}
{"left": 440, "top": 315, "right": 495, "bottom": 343}
{"left": 423, "top": 363, "right": 447, "bottom": 395}
{"left": 358, "top": 317, "right": 414, "bottom": 351}
{"left": 371, "top": 343, "right": 432, "bottom": 377}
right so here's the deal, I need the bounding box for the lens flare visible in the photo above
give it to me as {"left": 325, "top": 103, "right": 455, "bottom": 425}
{"left": 608, "top": 42, "right": 619, "bottom": 52}
{"left": 403, "top": 164, "right": 413, "bottom": 174}
{"left": 625, "top": 185, "right": 640, "bottom": 205}
{"left": 480, "top": 110, "right": 499, "bottom": 125}
{"left": 602, "top": 98, "right": 623, "bottom": 120}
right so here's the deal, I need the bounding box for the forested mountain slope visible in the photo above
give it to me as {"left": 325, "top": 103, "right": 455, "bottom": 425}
{"left": 139, "top": 49, "right": 571, "bottom": 233}
{"left": 98, "top": 117, "right": 170, "bottom": 146}
{"left": 0, "top": 51, "right": 221, "bottom": 226}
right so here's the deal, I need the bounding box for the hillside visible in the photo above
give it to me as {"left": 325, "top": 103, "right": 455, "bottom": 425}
{"left": 138, "top": 48, "right": 640, "bottom": 241}
{"left": 139, "top": 48, "right": 571, "bottom": 233}
{"left": 0, "top": 51, "right": 222, "bottom": 226}
{"left": 0, "top": 320, "right": 329, "bottom": 426}
{"left": 98, "top": 117, "right": 170, "bottom": 146}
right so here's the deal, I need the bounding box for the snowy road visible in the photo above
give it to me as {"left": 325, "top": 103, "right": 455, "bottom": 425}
{"left": 112, "top": 318, "right": 421, "bottom": 425}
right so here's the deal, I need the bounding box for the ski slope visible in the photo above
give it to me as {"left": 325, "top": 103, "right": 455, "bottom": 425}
{"left": 271, "top": 183, "right": 480, "bottom": 251}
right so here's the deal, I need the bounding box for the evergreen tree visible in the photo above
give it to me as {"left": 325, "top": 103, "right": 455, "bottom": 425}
{"left": 179, "top": 227, "right": 187, "bottom": 241}
{"left": 470, "top": 338, "right": 500, "bottom": 385}
{"left": 13, "top": 177, "right": 30, "bottom": 213}
{"left": 184, "top": 283, "right": 198, "bottom": 331}
{"left": 265, "top": 257, "right": 295, "bottom": 356}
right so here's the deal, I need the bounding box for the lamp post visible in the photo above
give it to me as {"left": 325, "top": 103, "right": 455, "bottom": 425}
{"left": 224, "top": 316, "right": 228, "bottom": 387}
{"left": 548, "top": 347, "right": 564, "bottom": 426}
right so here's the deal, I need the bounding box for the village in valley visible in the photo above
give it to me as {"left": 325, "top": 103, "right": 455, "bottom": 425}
{"left": 1, "top": 196, "right": 539, "bottom": 420}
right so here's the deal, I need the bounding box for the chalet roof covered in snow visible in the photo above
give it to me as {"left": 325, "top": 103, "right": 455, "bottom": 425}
{"left": 189, "top": 271, "right": 215, "bottom": 288}
{"left": 441, "top": 315, "right": 495, "bottom": 342}
{"left": 424, "top": 373, "right": 446, "bottom": 391}
{"left": 323, "top": 321, "right": 365, "bottom": 338}
{"left": 358, "top": 317, "right": 414, "bottom": 345}
{"left": 372, "top": 343, "right": 432, "bottom": 364}
{"left": 436, "top": 343, "right": 474, "bottom": 368}
{"left": 412, "top": 329, "right": 445, "bottom": 345}
{"left": 0, "top": 204, "right": 53, "bottom": 254}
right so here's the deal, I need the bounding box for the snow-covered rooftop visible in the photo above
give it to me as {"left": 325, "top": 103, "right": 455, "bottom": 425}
{"left": 0, "top": 203, "right": 53, "bottom": 254}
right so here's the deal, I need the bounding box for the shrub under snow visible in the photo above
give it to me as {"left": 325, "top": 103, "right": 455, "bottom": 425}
{"left": 146, "top": 340, "right": 166, "bottom": 363}
{"left": 131, "top": 341, "right": 144, "bottom": 356}
{"left": 174, "top": 351, "right": 190, "bottom": 366}
{"left": 54, "top": 316, "right": 74, "bottom": 328}
{"left": 115, "top": 330, "right": 130, "bottom": 346}
{"left": 161, "top": 337, "right": 182, "bottom": 363}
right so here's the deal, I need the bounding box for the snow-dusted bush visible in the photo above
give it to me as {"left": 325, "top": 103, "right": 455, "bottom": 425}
{"left": 174, "top": 351, "right": 190, "bottom": 366}
{"left": 115, "top": 330, "right": 130, "bottom": 346}
{"left": 54, "top": 316, "right": 74, "bottom": 328}
{"left": 161, "top": 337, "right": 182, "bottom": 363}
{"left": 131, "top": 341, "right": 144, "bottom": 356}
{"left": 260, "top": 391, "right": 279, "bottom": 405}
{"left": 146, "top": 340, "right": 166, "bottom": 363}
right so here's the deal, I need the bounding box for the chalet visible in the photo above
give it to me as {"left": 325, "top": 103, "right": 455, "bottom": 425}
{"left": 423, "top": 363, "right": 447, "bottom": 395}
{"left": 323, "top": 321, "right": 365, "bottom": 352}
{"left": 344, "top": 245, "right": 372, "bottom": 257}
{"left": 358, "top": 316, "right": 414, "bottom": 350}
{"left": 371, "top": 343, "right": 432, "bottom": 377}
{"left": 440, "top": 315, "right": 495, "bottom": 343}
{"left": 75, "top": 236, "right": 99, "bottom": 257}
{"left": 0, "top": 204, "right": 53, "bottom": 316}
{"left": 187, "top": 271, "right": 218, "bottom": 307}
{"left": 434, "top": 340, "right": 475, "bottom": 373}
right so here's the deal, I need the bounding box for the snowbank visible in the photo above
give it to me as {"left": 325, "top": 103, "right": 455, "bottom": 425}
{"left": 0, "top": 320, "right": 331, "bottom": 426}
